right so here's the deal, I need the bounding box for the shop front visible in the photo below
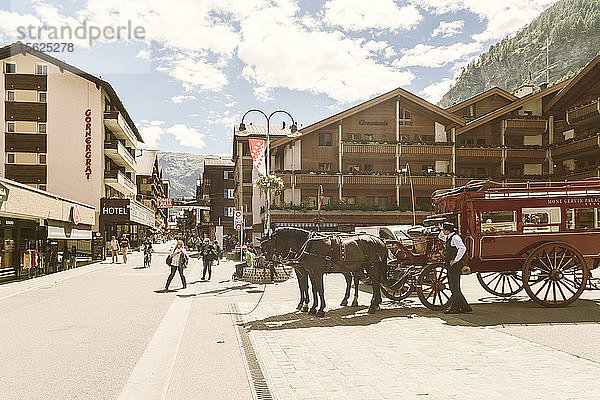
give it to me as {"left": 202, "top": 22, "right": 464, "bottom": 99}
{"left": 0, "top": 178, "right": 95, "bottom": 281}
{"left": 100, "top": 198, "right": 156, "bottom": 250}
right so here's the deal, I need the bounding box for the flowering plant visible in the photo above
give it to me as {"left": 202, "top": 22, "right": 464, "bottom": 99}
{"left": 256, "top": 175, "right": 284, "bottom": 194}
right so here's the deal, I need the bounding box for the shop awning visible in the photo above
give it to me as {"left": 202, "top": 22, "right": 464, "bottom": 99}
{"left": 47, "top": 221, "right": 92, "bottom": 240}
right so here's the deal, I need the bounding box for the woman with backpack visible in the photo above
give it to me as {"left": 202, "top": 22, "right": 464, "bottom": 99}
{"left": 164, "top": 240, "right": 188, "bottom": 291}
{"left": 201, "top": 238, "right": 217, "bottom": 281}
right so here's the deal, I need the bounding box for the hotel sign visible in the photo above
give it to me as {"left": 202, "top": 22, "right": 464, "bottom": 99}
{"left": 157, "top": 198, "right": 173, "bottom": 208}
{"left": 84, "top": 109, "right": 92, "bottom": 179}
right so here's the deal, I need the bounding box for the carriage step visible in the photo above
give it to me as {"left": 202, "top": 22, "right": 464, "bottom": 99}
{"left": 585, "top": 277, "right": 600, "bottom": 291}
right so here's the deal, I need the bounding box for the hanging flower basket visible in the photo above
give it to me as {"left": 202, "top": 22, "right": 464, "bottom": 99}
{"left": 256, "top": 175, "right": 284, "bottom": 194}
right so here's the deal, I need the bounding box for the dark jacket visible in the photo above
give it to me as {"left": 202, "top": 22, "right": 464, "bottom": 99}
{"left": 201, "top": 243, "right": 217, "bottom": 261}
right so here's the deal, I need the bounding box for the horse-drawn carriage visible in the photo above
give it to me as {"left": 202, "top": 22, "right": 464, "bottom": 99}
{"left": 385, "top": 179, "right": 600, "bottom": 310}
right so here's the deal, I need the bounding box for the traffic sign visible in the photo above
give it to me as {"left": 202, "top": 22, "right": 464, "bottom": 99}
{"left": 235, "top": 223, "right": 242, "bottom": 231}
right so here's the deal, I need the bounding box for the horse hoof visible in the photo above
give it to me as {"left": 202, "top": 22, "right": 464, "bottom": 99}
{"left": 296, "top": 303, "right": 303, "bottom": 310}
{"left": 301, "top": 305, "right": 309, "bottom": 312}
{"left": 368, "top": 306, "right": 379, "bottom": 314}
{"left": 340, "top": 300, "right": 348, "bottom": 306}
{"left": 308, "top": 308, "right": 316, "bottom": 315}
{"left": 316, "top": 310, "right": 325, "bottom": 318}
{"left": 351, "top": 301, "right": 359, "bottom": 307}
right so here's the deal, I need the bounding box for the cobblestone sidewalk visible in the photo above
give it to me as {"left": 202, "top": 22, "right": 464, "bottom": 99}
{"left": 235, "top": 277, "right": 600, "bottom": 400}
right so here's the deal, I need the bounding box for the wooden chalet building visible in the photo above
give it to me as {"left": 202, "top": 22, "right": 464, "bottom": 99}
{"left": 233, "top": 53, "right": 600, "bottom": 241}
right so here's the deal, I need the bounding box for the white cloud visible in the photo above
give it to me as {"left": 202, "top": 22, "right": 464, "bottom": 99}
{"left": 157, "top": 53, "right": 228, "bottom": 92}
{"left": 136, "top": 49, "right": 151, "bottom": 59}
{"left": 414, "top": 0, "right": 557, "bottom": 41}
{"left": 170, "top": 95, "right": 196, "bottom": 103}
{"left": 422, "top": 78, "right": 455, "bottom": 104}
{"left": 139, "top": 120, "right": 205, "bottom": 150}
{"left": 394, "top": 42, "right": 482, "bottom": 68}
{"left": 432, "top": 20, "right": 464, "bottom": 38}
{"left": 224, "top": 101, "right": 237, "bottom": 108}
{"left": 238, "top": 2, "right": 414, "bottom": 103}
{"left": 253, "top": 86, "right": 273, "bottom": 102}
{"left": 207, "top": 112, "right": 241, "bottom": 131}
{"left": 323, "top": 0, "right": 422, "bottom": 31}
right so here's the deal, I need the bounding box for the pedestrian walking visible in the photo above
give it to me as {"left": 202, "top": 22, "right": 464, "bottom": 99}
{"left": 438, "top": 222, "right": 472, "bottom": 314}
{"left": 62, "top": 246, "right": 70, "bottom": 270}
{"left": 142, "top": 237, "right": 153, "bottom": 268}
{"left": 214, "top": 240, "right": 222, "bottom": 265}
{"left": 165, "top": 240, "right": 188, "bottom": 290}
{"left": 201, "top": 238, "right": 217, "bottom": 281}
{"left": 109, "top": 236, "right": 119, "bottom": 263}
{"left": 70, "top": 245, "right": 77, "bottom": 269}
{"left": 120, "top": 235, "right": 130, "bottom": 264}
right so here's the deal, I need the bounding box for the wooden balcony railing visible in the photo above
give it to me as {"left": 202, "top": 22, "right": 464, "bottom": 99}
{"left": 567, "top": 99, "right": 600, "bottom": 125}
{"left": 404, "top": 175, "right": 453, "bottom": 188}
{"left": 505, "top": 148, "right": 546, "bottom": 162}
{"left": 343, "top": 175, "right": 396, "bottom": 186}
{"left": 295, "top": 174, "right": 338, "bottom": 185}
{"left": 343, "top": 143, "right": 396, "bottom": 155}
{"left": 552, "top": 134, "right": 600, "bottom": 159}
{"left": 399, "top": 144, "right": 452, "bottom": 158}
{"left": 504, "top": 118, "right": 548, "bottom": 134}
{"left": 456, "top": 147, "right": 502, "bottom": 160}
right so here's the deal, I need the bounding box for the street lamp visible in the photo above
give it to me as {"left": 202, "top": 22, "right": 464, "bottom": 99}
{"left": 401, "top": 163, "right": 416, "bottom": 225}
{"left": 238, "top": 109, "right": 297, "bottom": 236}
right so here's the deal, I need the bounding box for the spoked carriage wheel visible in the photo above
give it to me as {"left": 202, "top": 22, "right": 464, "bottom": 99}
{"left": 417, "top": 263, "right": 452, "bottom": 310}
{"left": 477, "top": 271, "right": 523, "bottom": 297}
{"left": 381, "top": 275, "right": 415, "bottom": 301}
{"left": 522, "top": 242, "right": 588, "bottom": 307}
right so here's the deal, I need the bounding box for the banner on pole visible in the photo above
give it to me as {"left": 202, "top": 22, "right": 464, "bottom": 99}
{"left": 248, "top": 138, "right": 266, "bottom": 177}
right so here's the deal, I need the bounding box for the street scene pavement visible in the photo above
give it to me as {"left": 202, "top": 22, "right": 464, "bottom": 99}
{"left": 3, "top": 243, "right": 600, "bottom": 399}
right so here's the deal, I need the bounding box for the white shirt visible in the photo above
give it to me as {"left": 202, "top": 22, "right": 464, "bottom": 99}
{"left": 438, "top": 231, "right": 467, "bottom": 262}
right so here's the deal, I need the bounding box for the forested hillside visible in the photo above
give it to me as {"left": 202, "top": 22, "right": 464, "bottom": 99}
{"left": 439, "top": 0, "right": 600, "bottom": 107}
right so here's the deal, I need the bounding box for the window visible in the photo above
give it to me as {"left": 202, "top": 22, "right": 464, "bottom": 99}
{"left": 223, "top": 171, "right": 229, "bottom": 179}
{"left": 318, "top": 162, "right": 332, "bottom": 171}
{"left": 38, "top": 92, "right": 47, "bottom": 103}
{"left": 476, "top": 167, "right": 486, "bottom": 176}
{"left": 6, "top": 90, "right": 15, "bottom": 101}
{"left": 38, "top": 154, "right": 47, "bottom": 165}
{"left": 228, "top": 189, "right": 235, "bottom": 198}
{"left": 38, "top": 123, "right": 46, "bottom": 133}
{"left": 347, "top": 164, "right": 360, "bottom": 172}
{"left": 399, "top": 135, "right": 409, "bottom": 143}
{"left": 481, "top": 211, "right": 517, "bottom": 232}
{"left": 318, "top": 133, "right": 332, "bottom": 146}
{"left": 224, "top": 189, "right": 229, "bottom": 198}
{"left": 398, "top": 108, "right": 412, "bottom": 126}
{"left": 6, "top": 153, "right": 15, "bottom": 164}
{"left": 347, "top": 133, "right": 360, "bottom": 141}
{"left": 7, "top": 122, "right": 15, "bottom": 133}
{"left": 421, "top": 135, "right": 434, "bottom": 143}
{"left": 364, "top": 163, "right": 373, "bottom": 172}
{"left": 567, "top": 208, "right": 598, "bottom": 230}
{"left": 35, "top": 64, "right": 48, "bottom": 75}
{"left": 459, "top": 167, "right": 474, "bottom": 176}
{"left": 522, "top": 207, "right": 561, "bottom": 233}
{"left": 5, "top": 63, "right": 16, "bottom": 73}
{"left": 477, "top": 139, "right": 486, "bottom": 146}
{"left": 421, "top": 165, "right": 433, "bottom": 173}
{"left": 364, "top": 133, "right": 374, "bottom": 141}
{"left": 341, "top": 196, "right": 355, "bottom": 205}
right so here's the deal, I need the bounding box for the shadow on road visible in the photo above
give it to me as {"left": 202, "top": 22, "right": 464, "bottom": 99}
{"left": 177, "top": 283, "right": 258, "bottom": 298}
{"left": 242, "top": 295, "right": 600, "bottom": 331}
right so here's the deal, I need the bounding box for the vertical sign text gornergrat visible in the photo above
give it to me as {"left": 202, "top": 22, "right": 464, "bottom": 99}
{"left": 84, "top": 109, "right": 92, "bottom": 179}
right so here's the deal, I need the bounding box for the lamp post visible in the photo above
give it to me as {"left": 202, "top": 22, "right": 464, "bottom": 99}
{"left": 401, "top": 163, "right": 416, "bottom": 225}
{"left": 238, "top": 109, "right": 297, "bottom": 237}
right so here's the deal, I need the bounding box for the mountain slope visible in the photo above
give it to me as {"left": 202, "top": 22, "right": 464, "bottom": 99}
{"left": 439, "top": 0, "right": 600, "bottom": 107}
{"left": 157, "top": 152, "right": 208, "bottom": 198}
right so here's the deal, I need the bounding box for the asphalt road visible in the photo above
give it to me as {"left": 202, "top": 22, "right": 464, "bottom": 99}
{"left": 0, "top": 242, "right": 252, "bottom": 400}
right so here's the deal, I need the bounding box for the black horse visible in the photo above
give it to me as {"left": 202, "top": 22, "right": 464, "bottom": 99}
{"left": 294, "top": 234, "right": 399, "bottom": 316}
{"left": 261, "top": 227, "right": 360, "bottom": 311}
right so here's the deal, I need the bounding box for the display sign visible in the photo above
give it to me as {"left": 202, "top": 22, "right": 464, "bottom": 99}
{"left": 157, "top": 198, "right": 173, "bottom": 208}
{"left": 234, "top": 210, "right": 243, "bottom": 230}
{"left": 100, "top": 198, "right": 130, "bottom": 223}
{"left": 71, "top": 205, "right": 81, "bottom": 225}
{"left": 84, "top": 109, "right": 92, "bottom": 179}
{"left": 359, "top": 119, "right": 388, "bottom": 126}
{"left": 0, "top": 183, "right": 10, "bottom": 202}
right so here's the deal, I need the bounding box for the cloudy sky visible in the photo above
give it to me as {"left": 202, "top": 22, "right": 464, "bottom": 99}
{"left": 0, "top": 0, "right": 558, "bottom": 155}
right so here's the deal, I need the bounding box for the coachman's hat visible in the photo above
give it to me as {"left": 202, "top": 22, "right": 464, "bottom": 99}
{"left": 442, "top": 222, "right": 456, "bottom": 232}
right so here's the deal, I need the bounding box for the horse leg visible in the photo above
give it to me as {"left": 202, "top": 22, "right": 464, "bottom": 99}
{"left": 340, "top": 273, "right": 351, "bottom": 306}
{"left": 295, "top": 269, "right": 306, "bottom": 310}
{"left": 301, "top": 272, "right": 310, "bottom": 312}
{"left": 351, "top": 273, "right": 360, "bottom": 307}
{"left": 369, "top": 279, "right": 381, "bottom": 314}
{"left": 308, "top": 273, "right": 318, "bottom": 315}
{"left": 316, "top": 273, "right": 326, "bottom": 317}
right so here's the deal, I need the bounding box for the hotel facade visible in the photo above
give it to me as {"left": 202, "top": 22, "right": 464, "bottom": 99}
{"left": 233, "top": 53, "right": 600, "bottom": 241}
{"left": 0, "top": 42, "right": 156, "bottom": 253}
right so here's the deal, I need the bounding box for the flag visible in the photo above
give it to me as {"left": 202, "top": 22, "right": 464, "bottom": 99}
{"left": 317, "top": 185, "right": 323, "bottom": 211}
{"left": 248, "top": 138, "right": 266, "bottom": 177}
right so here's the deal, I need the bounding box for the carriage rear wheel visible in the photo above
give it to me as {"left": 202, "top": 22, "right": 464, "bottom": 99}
{"left": 417, "top": 263, "right": 452, "bottom": 310}
{"left": 522, "top": 242, "right": 588, "bottom": 307}
{"left": 381, "top": 275, "right": 415, "bottom": 301}
{"left": 476, "top": 271, "right": 523, "bottom": 297}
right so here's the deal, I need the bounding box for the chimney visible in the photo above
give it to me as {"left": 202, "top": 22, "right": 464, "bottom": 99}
{"left": 539, "top": 82, "right": 548, "bottom": 90}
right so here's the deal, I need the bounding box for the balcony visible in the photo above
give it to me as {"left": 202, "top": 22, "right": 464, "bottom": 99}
{"left": 456, "top": 147, "right": 502, "bottom": 161}
{"left": 343, "top": 142, "right": 396, "bottom": 157}
{"left": 567, "top": 99, "right": 600, "bottom": 125}
{"left": 343, "top": 175, "right": 396, "bottom": 186}
{"left": 104, "top": 140, "right": 136, "bottom": 171}
{"left": 399, "top": 144, "right": 452, "bottom": 159}
{"left": 505, "top": 148, "right": 546, "bottom": 163}
{"left": 5, "top": 101, "right": 46, "bottom": 122}
{"left": 104, "top": 170, "right": 136, "bottom": 195}
{"left": 5, "top": 133, "right": 46, "bottom": 152}
{"left": 503, "top": 118, "right": 548, "bottom": 134}
{"left": 552, "top": 134, "right": 600, "bottom": 160}
{"left": 403, "top": 175, "right": 453, "bottom": 188}
{"left": 5, "top": 164, "right": 46, "bottom": 184}
{"left": 295, "top": 174, "right": 338, "bottom": 185}
{"left": 557, "top": 167, "right": 600, "bottom": 181}
{"left": 104, "top": 111, "right": 137, "bottom": 146}
{"left": 5, "top": 74, "right": 47, "bottom": 91}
